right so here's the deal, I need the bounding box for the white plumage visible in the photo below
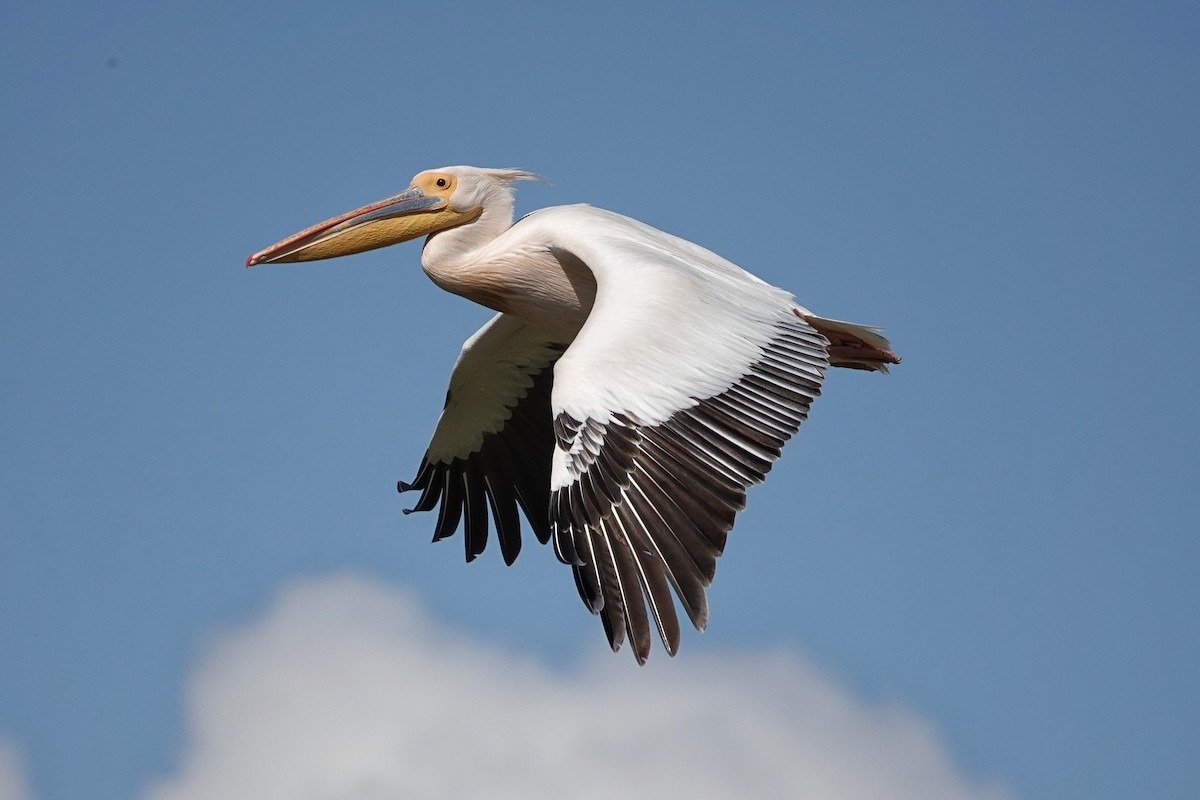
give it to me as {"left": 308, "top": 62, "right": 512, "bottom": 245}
{"left": 248, "top": 166, "right": 898, "bottom": 662}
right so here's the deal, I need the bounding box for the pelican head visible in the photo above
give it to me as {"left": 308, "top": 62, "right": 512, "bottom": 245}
{"left": 246, "top": 166, "right": 540, "bottom": 267}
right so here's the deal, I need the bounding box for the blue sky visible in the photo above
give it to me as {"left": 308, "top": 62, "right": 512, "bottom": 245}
{"left": 2, "top": 2, "right": 1197, "bottom": 798}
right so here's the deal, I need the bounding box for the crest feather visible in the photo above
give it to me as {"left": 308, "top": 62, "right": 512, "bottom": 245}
{"left": 484, "top": 168, "right": 547, "bottom": 185}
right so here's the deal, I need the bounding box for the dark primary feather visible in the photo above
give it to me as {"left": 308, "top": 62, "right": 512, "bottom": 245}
{"left": 549, "top": 317, "right": 828, "bottom": 663}
{"left": 398, "top": 350, "right": 560, "bottom": 565}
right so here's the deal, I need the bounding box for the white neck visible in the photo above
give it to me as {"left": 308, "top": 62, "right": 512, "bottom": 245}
{"left": 418, "top": 195, "right": 518, "bottom": 312}
{"left": 421, "top": 194, "right": 515, "bottom": 275}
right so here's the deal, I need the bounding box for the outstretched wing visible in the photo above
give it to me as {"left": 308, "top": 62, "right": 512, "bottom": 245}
{"left": 399, "top": 313, "right": 566, "bottom": 565}
{"left": 536, "top": 206, "right": 830, "bottom": 663}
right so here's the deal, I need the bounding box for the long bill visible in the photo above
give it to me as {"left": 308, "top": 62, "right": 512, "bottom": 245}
{"left": 246, "top": 186, "right": 479, "bottom": 266}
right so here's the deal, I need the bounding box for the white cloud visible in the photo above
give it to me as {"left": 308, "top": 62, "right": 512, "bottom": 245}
{"left": 0, "top": 738, "right": 32, "bottom": 800}
{"left": 143, "top": 573, "right": 1010, "bottom": 800}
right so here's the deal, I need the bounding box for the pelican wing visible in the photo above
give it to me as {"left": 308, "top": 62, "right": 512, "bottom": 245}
{"left": 399, "top": 312, "right": 566, "bottom": 565}
{"left": 539, "top": 207, "right": 831, "bottom": 663}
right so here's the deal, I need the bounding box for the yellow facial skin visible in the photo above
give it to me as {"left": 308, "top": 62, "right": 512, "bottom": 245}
{"left": 411, "top": 171, "right": 458, "bottom": 202}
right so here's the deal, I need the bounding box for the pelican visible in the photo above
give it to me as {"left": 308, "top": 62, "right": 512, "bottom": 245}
{"left": 248, "top": 166, "right": 898, "bottom": 663}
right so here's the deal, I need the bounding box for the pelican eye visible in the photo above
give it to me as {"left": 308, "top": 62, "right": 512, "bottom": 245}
{"left": 435, "top": 177, "right": 449, "bottom": 188}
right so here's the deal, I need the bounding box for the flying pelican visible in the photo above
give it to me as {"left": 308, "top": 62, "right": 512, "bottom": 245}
{"left": 247, "top": 166, "right": 898, "bottom": 663}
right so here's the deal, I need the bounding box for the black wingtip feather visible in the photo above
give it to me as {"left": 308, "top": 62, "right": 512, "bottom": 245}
{"left": 550, "top": 317, "right": 826, "bottom": 662}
